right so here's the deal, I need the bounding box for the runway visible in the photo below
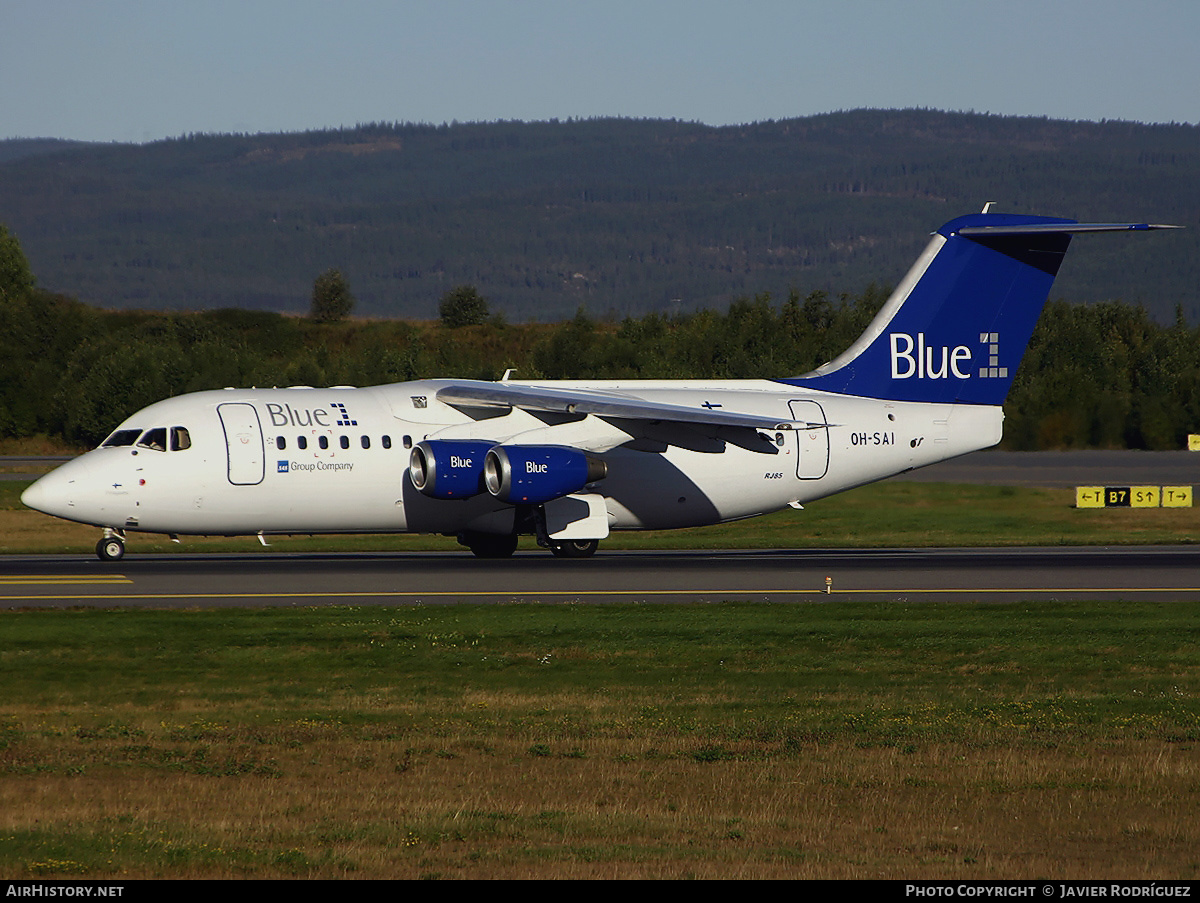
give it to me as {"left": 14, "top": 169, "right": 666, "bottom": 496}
{"left": 3, "top": 546, "right": 1199, "bottom": 608}
{"left": 888, "top": 449, "right": 1199, "bottom": 488}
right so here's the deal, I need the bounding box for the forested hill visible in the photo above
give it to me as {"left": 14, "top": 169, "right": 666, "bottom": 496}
{"left": 2, "top": 110, "right": 1197, "bottom": 322}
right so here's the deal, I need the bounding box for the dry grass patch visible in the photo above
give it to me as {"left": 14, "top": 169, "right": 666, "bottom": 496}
{"left": 0, "top": 601, "right": 1197, "bottom": 878}
{"left": 2, "top": 727, "right": 1197, "bottom": 878}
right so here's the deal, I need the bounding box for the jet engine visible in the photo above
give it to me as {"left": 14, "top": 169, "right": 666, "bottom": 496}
{"left": 409, "top": 439, "right": 495, "bottom": 499}
{"left": 483, "top": 445, "right": 607, "bottom": 505}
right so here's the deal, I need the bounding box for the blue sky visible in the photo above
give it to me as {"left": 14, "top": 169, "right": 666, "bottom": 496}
{"left": 3, "top": 0, "right": 1198, "bottom": 143}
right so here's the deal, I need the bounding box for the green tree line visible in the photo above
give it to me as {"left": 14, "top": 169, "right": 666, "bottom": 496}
{"left": 2, "top": 247, "right": 1197, "bottom": 450}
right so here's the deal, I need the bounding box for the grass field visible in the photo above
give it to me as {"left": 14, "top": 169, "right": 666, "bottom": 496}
{"left": 2, "top": 480, "right": 1198, "bottom": 879}
{"left": 0, "top": 601, "right": 1197, "bottom": 879}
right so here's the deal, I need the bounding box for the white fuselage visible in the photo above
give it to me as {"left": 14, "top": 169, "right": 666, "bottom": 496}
{"left": 23, "top": 380, "right": 1003, "bottom": 538}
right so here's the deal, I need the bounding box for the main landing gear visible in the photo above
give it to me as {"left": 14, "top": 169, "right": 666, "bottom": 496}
{"left": 96, "top": 530, "right": 126, "bottom": 561}
{"left": 457, "top": 532, "right": 600, "bottom": 559}
{"left": 458, "top": 530, "right": 520, "bottom": 559}
{"left": 549, "top": 539, "right": 599, "bottom": 558}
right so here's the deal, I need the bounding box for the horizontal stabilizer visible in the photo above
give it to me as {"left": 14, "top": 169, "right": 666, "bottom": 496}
{"left": 957, "top": 222, "right": 1180, "bottom": 235}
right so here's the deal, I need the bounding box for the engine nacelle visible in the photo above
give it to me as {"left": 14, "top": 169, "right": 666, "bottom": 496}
{"left": 483, "top": 445, "right": 607, "bottom": 505}
{"left": 409, "top": 439, "right": 495, "bottom": 499}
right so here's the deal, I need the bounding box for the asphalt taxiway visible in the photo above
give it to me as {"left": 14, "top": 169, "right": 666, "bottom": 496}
{"left": 2, "top": 546, "right": 1199, "bottom": 608}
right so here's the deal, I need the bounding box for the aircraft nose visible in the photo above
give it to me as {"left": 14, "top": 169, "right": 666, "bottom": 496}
{"left": 21, "top": 471, "right": 61, "bottom": 516}
{"left": 21, "top": 458, "right": 87, "bottom": 519}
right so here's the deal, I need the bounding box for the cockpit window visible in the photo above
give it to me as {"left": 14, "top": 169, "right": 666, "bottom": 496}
{"left": 102, "top": 429, "right": 142, "bottom": 448}
{"left": 136, "top": 427, "right": 168, "bottom": 452}
{"left": 103, "top": 426, "right": 190, "bottom": 451}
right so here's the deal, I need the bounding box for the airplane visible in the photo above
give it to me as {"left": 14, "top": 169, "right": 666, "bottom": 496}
{"left": 21, "top": 208, "right": 1177, "bottom": 562}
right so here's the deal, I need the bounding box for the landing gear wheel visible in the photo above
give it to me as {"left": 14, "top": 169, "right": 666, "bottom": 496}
{"left": 549, "top": 538, "right": 599, "bottom": 558}
{"left": 462, "top": 531, "right": 519, "bottom": 559}
{"left": 96, "top": 536, "right": 125, "bottom": 562}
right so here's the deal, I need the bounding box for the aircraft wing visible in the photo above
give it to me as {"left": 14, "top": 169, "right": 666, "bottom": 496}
{"left": 434, "top": 380, "right": 815, "bottom": 431}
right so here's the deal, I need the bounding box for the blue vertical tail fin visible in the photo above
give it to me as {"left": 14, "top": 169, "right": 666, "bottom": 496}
{"left": 785, "top": 212, "right": 1177, "bottom": 405}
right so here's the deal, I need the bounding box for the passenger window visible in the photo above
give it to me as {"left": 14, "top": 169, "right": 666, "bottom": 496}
{"left": 382, "top": 435, "right": 392, "bottom": 449}
{"left": 318, "top": 435, "right": 329, "bottom": 450}
{"left": 276, "top": 435, "right": 286, "bottom": 451}
{"left": 339, "top": 435, "right": 349, "bottom": 450}
{"left": 136, "top": 427, "right": 167, "bottom": 451}
{"left": 102, "top": 429, "right": 142, "bottom": 448}
{"left": 297, "top": 436, "right": 308, "bottom": 450}
{"left": 361, "top": 436, "right": 370, "bottom": 449}
{"left": 170, "top": 427, "right": 191, "bottom": 451}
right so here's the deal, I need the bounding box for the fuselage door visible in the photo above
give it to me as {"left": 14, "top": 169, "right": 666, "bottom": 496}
{"left": 788, "top": 399, "right": 830, "bottom": 480}
{"left": 217, "top": 402, "right": 265, "bottom": 486}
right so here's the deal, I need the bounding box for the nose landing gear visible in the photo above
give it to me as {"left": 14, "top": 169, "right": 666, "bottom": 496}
{"left": 96, "top": 530, "right": 126, "bottom": 562}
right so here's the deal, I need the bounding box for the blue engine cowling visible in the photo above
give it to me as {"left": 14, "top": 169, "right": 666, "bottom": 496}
{"left": 483, "top": 445, "right": 607, "bottom": 505}
{"left": 409, "top": 439, "right": 495, "bottom": 499}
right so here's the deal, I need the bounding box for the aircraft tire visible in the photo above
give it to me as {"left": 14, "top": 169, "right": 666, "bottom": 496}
{"left": 463, "top": 531, "right": 519, "bottom": 559}
{"left": 96, "top": 537, "right": 125, "bottom": 562}
{"left": 549, "top": 539, "right": 599, "bottom": 558}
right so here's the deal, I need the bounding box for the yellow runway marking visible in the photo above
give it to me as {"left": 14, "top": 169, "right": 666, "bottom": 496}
{"left": 0, "top": 574, "right": 133, "bottom": 585}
